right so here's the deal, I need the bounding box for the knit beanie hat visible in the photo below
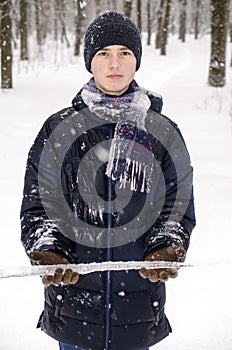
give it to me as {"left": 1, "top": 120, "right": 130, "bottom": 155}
{"left": 84, "top": 11, "right": 142, "bottom": 72}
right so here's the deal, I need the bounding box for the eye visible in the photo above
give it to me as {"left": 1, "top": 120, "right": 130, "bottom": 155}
{"left": 97, "top": 51, "right": 108, "bottom": 56}
{"left": 121, "top": 50, "right": 133, "bottom": 56}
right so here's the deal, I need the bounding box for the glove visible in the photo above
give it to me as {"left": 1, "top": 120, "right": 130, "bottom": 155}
{"left": 139, "top": 246, "right": 186, "bottom": 283}
{"left": 29, "top": 251, "right": 79, "bottom": 286}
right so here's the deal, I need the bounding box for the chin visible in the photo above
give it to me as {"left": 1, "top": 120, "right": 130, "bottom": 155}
{"left": 107, "top": 84, "right": 128, "bottom": 95}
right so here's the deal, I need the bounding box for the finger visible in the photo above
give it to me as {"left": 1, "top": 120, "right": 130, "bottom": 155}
{"left": 169, "top": 268, "right": 178, "bottom": 279}
{"left": 148, "top": 270, "right": 159, "bottom": 283}
{"left": 62, "top": 269, "right": 73, "bottom": 284}
{"left": 139, "top": 268, "right": 149, "bottom": 279}
{"left": 174, "top": 246, "right": 186, "bottom": 260}
{"left": 42, "top": 274, "right": 53, "bottom": 286}
{"left": 70, "top": 272, "right": 79, "bottom": 284}
{"left": 52, "top": 268, "right": 64, "bottom": 285}
{"left": 159, "top": 270, "right": 169, "bottom": 282}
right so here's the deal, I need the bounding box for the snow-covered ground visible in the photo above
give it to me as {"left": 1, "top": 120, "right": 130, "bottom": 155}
{"left": 0, "top": 35, "right": 232, "bottom": 349}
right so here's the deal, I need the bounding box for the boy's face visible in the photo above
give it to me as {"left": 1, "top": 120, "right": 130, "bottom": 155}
{"left": 90, "top": 45, "right": 137, "bottom": 96}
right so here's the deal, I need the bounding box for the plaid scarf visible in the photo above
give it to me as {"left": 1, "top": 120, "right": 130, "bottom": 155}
{"left": 81, "top": 79, "right": 153, "bottom": 192}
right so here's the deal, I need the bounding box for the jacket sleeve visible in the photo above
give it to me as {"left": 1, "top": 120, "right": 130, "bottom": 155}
{"left": 144, "top": 114, "right": 196, "bottom": 256}
{"left": 20, "top": 115, "right": 75, "bottom": 262}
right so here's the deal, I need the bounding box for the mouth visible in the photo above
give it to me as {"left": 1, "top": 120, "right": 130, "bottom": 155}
{"left": 107, "top": 74, "right": 123, "bottom": 79}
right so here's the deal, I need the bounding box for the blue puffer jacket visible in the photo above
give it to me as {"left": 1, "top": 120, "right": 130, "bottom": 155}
{"left": 21, "top": 89, "right": 195, "bottom": 350}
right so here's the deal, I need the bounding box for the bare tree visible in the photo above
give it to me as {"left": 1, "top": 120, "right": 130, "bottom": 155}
{"left": 230, "top": 1, "right": 232, "bottom": 67}
{"left": 179, "top": 0, "right": 186, "bottom": 42}
{"left": 147, "top": 0, "right": 151, "bottom": 45}
{"left": 155, "top": 0, "right": 165, "bottom": 49}
{"left": 124, "top": 0, "right": 133, "bottom": 18}
{"left": 106, "top": 0, "right": 117, "bottom": 11}
{"left": 194, "top": 0, "right": 201, "bottom": 39}
{"left": 95, "top": 0, "right": 101, "bottom": 16}
{"left": 1, "top": 0, "right": 13, "bottom": 89}
{"left": 111, "top": 0, "right": 118, "bottom": 11}
{"left": 35, "top": 0, "right": 43, "bottom": 46}
{"left": 60, "top": 0, "right": 70, "bottom": 47}
{"left": 137, "top": 0, "right": 141, "bottom": 32}
{"left": 160, "top": 0, "right": 171, "bottom": 55}
{"left": 11, "top": 2, "right": 19, "bottom": 50}
{"left": 20, "top": 0, "right": 28, "bottom": 60}
{"left": 54, "top": 0, "right": 59, "bottom": 41}
{"left": 74, "top": 0, "right": 86, "bottom": 56}
{"left": 208, "top": 0, "right": 229, "bottom": 87}
{"left": 230, "top": 0, "right": 232, "bottom": 42}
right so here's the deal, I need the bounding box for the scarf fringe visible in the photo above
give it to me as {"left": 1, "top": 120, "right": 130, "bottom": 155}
{"left": 105, "top": 137, "right": 154, "bottom": 192}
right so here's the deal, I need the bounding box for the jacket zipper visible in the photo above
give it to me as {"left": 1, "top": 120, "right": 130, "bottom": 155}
{"left": 104, "top": 124, "right": 114, "bottom": 350}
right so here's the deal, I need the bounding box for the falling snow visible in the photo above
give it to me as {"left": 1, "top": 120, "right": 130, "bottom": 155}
{"left": 0, "top": 35, "right": 232, "bottom": 349}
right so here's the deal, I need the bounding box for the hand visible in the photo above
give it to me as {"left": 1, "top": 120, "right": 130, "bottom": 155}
{"left": 29, "top": 251, "right": 79, "bottom": 286}
{"left": 139, "top": 246, "right": 186, "bottom": 283}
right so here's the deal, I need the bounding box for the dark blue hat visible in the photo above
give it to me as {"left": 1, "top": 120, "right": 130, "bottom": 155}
{"left": 84, "top": 11, "right": 142, "bottom": 72}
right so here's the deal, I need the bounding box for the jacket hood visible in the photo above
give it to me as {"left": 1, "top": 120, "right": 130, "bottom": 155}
{"left": 146, "top": 90, "right": 163, "bottom": 113}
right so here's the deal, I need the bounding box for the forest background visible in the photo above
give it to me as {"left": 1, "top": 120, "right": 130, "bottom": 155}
{"left": 1, "top": 1, "right": 232, "bottom": 349}
{"left": 0, "top": 0, "right": 232, "bottom": 90}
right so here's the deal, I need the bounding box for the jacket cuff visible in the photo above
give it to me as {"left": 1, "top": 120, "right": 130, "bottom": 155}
{"left": 29, "top": 233, "right": 75, "bottom": 263}
{"left": 144, "top": 220, "right": 187, "bottom": 258}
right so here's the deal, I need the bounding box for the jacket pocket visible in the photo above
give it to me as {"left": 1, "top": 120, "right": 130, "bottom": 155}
{"left": 111, "top": 291, "right": 161, "bottom": 326}
{"left": 60, "top": 286, "right": 104, "bottom": 324}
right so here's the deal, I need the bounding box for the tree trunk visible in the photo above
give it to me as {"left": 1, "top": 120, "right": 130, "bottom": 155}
{"left": 20, "top": 0, "right": 28, "bottom": 60}
{"left": 54, "top": 0, "right": 59, "bottom": 41}
{"left": 112, "top": 0, "right": 117, "bottom": 11}
{"left": 95, "top": 0, "right": 101, "bottom": 16}
{"left": 106, "top": 0, "right": 117, "bottom": 11}
{"left": 179, "top": 0, "right": 186, "bottom": 42}
{"left": 35, "top": 0, "right": 43, "bottom": 46}
{"left": 124, "top": 0, "right": 132, "bottom": 18}
{"left": 137, "top": 0, "right": 141, "bottom": 32}
{"left": 1, "top": 0, "right": 13, "bottom": 89}
{"left": 74, "top": 0, "right": 86, "bottom": 56}
{"left": 194, "top": 0, "right": 200, "bottom": 39}
{"left": 147, "top": 0, "right": 151, "bottom": 45}
{"left": 208, "top": 0, "right": 229, "bottom": 87}
{"left": 155, "top": 0, "right": 165, "bottom": 49}
{"left": 160, "top": 0, "right": 171, "bottom": 55}
{"left": 60, "top": 0, "right": 70, "bottom": 47}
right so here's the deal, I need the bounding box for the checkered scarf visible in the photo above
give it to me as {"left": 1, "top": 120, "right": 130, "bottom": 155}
{"left": 81, "top": 79, "right": 154, "bottom": 192}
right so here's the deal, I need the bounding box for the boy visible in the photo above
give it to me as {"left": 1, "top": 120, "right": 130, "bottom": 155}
{"left": 21, "top": 11, "right": 195, "bottom": 350}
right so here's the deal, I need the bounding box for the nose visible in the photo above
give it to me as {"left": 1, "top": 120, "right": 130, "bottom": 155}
{"left": 109, "top": 54, "right": 121, "bottom": 69}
